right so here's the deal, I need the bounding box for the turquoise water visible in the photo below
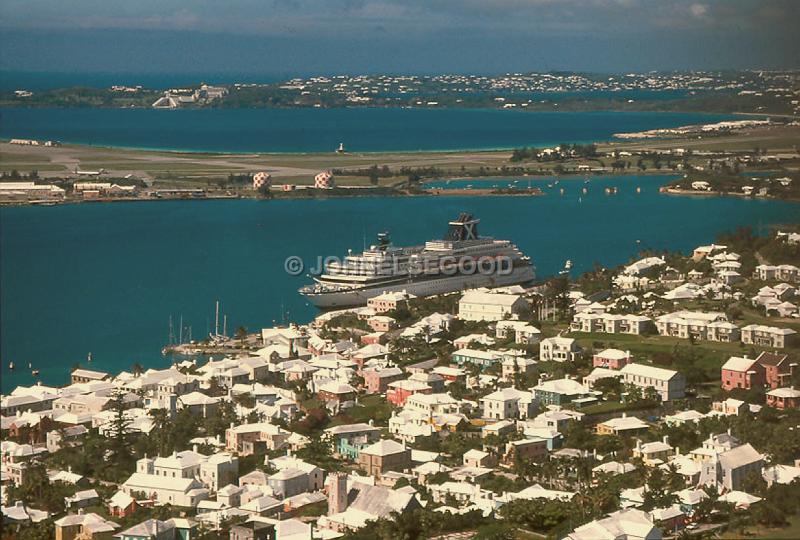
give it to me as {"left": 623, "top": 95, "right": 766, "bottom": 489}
{"left": 2, "top": 174, "right": 799, "bottom": 391}
{"left": 0, "top": 108, "right": 735, "bottom": 153}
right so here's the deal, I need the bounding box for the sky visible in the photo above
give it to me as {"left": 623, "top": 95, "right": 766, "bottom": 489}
{"left": 0, "top": 0, "right": 798, "bottom": 77}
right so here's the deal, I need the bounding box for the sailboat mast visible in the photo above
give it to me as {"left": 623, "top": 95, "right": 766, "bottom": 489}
{"left": 215, "top": 300, "right": 220, "bottom": 336}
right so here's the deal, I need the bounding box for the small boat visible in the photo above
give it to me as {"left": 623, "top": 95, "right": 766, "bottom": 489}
{"left": 28, "top": 362, "right": 32, "bottom": 369}
{"left": 31, "top": 369, "right": 40, "bottom": 377}
{"left": 8, "top": 361, "right": 14, "bottom": 370}
{"left": 87, "top": 352, "right": 93, "bottom": 363}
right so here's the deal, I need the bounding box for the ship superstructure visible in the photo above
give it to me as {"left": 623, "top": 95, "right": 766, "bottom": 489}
{"left": 299, "top": 214, "right": 534, "bottom": 308}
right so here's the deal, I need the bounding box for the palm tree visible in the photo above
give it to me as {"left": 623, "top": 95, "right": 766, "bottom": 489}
{"left": 149, "top": 409, "right": 171, "bottom": 455}
{"left": 131, "top": 362, "right": 144, "bottom": 376}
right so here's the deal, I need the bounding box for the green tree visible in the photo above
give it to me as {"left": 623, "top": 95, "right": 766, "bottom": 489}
{"left": 642, "top": 466, "right": 678, "bottom": 511}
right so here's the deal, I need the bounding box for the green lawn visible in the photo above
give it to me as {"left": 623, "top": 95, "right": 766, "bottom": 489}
{"left": 329, "top": 394, "right": 394, "bottom": 427}
{"left": 719, "top": 514, "right": 800, "bottom": 539}
{"left": 568, "top": 330, "right": 784, "bottom": 382}
{"left": 580, "top": 400, "right": 652, "bottom": 416}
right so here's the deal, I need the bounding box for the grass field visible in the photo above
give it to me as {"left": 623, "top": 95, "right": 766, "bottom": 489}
{"left": 568, "top": 330, "right": 798, "bottom": 383}
{"left": 719, "top": 514, "right": 800, "bottom": 539}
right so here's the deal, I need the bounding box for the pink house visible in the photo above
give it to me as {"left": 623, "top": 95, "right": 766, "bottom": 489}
{"left": 363, "top": 367, "right": 404, "bottom": 395}
{"left": 756, "top": 352, "right": 795, "bottom": 390}
{"left": 386, "top": 379, "right": 432, "bottom": 407}
{"left": 721, "top": 356, "right": 766, "bottom": 392}
{"left": 367, "top": 291, "right": 414, "bottom": 314}
{"left": 368, "top": 316, "right": 397, "bottom": 333}
{"left": 766, "top": 387, "right": 800, "bottom": 410}
{"left": 361, "top": 332, "right": 388, "bottom": 345}
{"left": 592, "top": 349, "right": 632, "bottom": 370}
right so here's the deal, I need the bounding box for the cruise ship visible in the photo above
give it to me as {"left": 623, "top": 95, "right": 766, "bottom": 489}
{"left": 299, "top": 213, "right": 535, "bottom": 308}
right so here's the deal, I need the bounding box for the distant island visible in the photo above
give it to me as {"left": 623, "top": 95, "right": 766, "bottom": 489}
{"left": 3, "top": 70, "right": 800, "bottom": 115}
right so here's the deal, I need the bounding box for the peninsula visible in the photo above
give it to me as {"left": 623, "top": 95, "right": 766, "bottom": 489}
{"left": 2, "top": 119, "right": 799, "bottom": 205}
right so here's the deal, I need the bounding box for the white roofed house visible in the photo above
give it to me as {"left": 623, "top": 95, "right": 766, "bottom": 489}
{"left": 453, "top": 333, "right": 496, "bottom": 350}
{"left": 481, "top": 387, "right": 537, "bottom": 420}
{"left": 122, "top": 456, "right": 210, "bottom": 507}
{"left": 268, "top": 467, "right": 309, "bottom": 499}
{"left": 699, "top": 443, "right": 764, "bottom": 492}
{"left": 357, "top": 439, "right": 412, "bottom": 478}
{"left": 583, "top": 367, "right": 624, "bottom": 390}
{"left": 620, "top": 363, "right": 686, "bottom": 401}
{"left": 633, "top": 437, "right": 673, "bottom": 466}
{"left": 596, "top": 414, "right": 650, "bottom": 436}
{"left": 239, "top": 356, "right": 271, "bottom": 381}
{"left": 741, "top": 324, "right": 797, "bottom": 349}
{"left": 501, "top": 355, "right": 537, "bottom": 382}
{"left": 428, "top": 481, "right": 492, "bottom": 506}
{"left": 269, "top": 454, "right": 324, "bottom": 491}
{"left": 177, "top": 391, "right": 220, "bottom": 417}
{"left": 496, "top": 320, "right": 542, "bottom": 344}
{"left": 367, "top": 290, "right": 416, "bottom": 314}
{"left": 1, "top": 389, "right": 57, "bottom": 416}
{"left": 706, "top": 320, "right": 741, "bottom": 343}
{"left": 533, "top": 378, "right": 593, "bottom": 407}
{"left": 325, "top": 422, "right": 381, "bottom": 460}
{"left": 70, "top": 368, "right": 110, "bottom": 385}
{"left": 655, "top": 311, "right": 728, "bottom": 341}
{"left": 693, "top": 243, "right": 727, "bottom": 261}
{"left": 64, "top": 488, "right": 100, "bottom": 510}
{"left": 152, "top": 449, "right": 205, "bottom": 479}
{"left": 316, "top": 381, "right": 357, "bottom": 406}
{"left": 404, "top": 392, "right": 460, "bottom": 417}
{"left": 463, "top": 448, "right": 497, "bottom": 468}
{"left": 566, "top": 508, "right": 662, "bottom": 540}
{"left": 539, "top": 336, "right": 581, "bottom": 362}
{"left": 616, "top": 314, "right": 653, "bottom": 335}
{"left": 451, "top": 348, "right": 503, "bottom": 370}
{"left": 624, "top": 256, "right": 666, "bottom": 276}
{"left": 225, "top": 422, "right": 289, "bottom": 456}
{"left": 199, "top": 452, "right": 239, "bottom": 492}
{"left": 53, "top": 512, "right": 119, "bottom": 540}
{"left": 458, "top": 290, "right": 528, "bottom": 322}
{"left": 593, "top": 348, "right": 632, "bottom": 370}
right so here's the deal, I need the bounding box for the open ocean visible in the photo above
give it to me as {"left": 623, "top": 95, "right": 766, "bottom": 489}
{"left": 2, "top": 175, "right": 799, "bottom": 391}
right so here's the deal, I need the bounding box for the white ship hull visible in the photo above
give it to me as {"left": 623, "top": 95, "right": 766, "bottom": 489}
{"left": 302, "top": 265, "right": 535, "bottom": 309}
